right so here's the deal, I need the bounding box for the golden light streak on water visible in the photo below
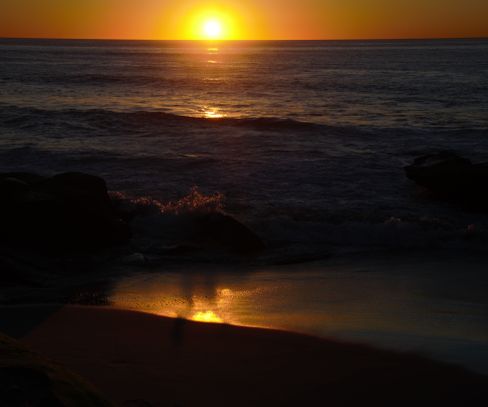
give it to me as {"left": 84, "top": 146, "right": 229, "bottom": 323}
{"left": 203, "top": 108, "right": 225, "bottom": 119}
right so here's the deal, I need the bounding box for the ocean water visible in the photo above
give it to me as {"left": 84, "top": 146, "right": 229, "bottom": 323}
{"left": 1, "top": 38, "right": 488, "bottom": 258}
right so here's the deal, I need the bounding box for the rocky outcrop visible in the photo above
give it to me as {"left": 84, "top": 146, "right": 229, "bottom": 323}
{"left": 0, "top": 172, "right": 131, "bottom": 251}
{"left": 0, "top": 171, "right": 265, "bottom": 257}
{"left": 0, "top": 333, "right": 111, "bottom": 406}
{"left": 405, "top": 152, "right": 488, "bottom": 210}
{"left": 132, "top": 210, "right": 266, "bottom": 256}
{"left": 185, "top": 212, "right": 265, "bottom": 254}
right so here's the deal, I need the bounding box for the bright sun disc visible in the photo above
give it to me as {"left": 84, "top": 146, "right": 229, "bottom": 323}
{"left": 203, "top": 20, "right": 222, "bottom": 39}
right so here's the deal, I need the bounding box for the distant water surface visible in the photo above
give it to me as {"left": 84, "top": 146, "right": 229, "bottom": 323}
{"left": 1, "top": 38, "right": 488, "bottom": 256}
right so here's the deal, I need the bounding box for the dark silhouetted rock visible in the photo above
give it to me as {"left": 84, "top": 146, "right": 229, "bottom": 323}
{"left": 0, "top": 333, "right": 111, "bottom": 406}
{"left": 123, "top": 400, "right": 154, "bottom": 407}
{"left": 45, "top": 172, "right": 112, "bottom": 208}
{"left": 405, "top": 152, "right": 488, "bottom": 210}
{"left": 137, "top": 211, "right": 266, "bottom": 255}
{"left": 191, "top": 213, "right": 265, "bottom": 254}
{"left": 0, "top": 256, "right": 41, "bottom": 287}
{"left": 0, "top": 172, "right": 131, "bottom": 251}
{"left": 160, "top": 212, "right": 266, "bottom": 255}
{"left": 0, "top": 177, "right": 30, "bottom": 198}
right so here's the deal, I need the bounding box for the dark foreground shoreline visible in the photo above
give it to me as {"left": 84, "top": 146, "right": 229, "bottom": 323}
{"left": 1, "top": 165, "right": 488, "bottom": 405}
{"left": 2, "top": 305, "right": 487, "bottom": 406}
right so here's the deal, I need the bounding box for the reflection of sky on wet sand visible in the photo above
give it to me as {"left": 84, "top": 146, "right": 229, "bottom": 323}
{"left": 111, "top": 271, "right": 247, "bottom": 324}
{"left": 109, "top": 255, "right": 488, "bottom": 373}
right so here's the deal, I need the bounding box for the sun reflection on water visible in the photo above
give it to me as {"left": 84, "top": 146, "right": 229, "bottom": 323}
{"left": 201, "top": 43, "right": 224, "bottom": 118}
{"left": 203, "top": 108, "right": 225, "bottom": 119}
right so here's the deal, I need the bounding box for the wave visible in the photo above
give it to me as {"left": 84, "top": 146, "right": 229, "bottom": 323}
{"left": 106, "top": 189, "right": 488, "bottom": 265}
{"left": 3, "top": 104, "right": 486, "bottom": 140}
{"left": 111, "top": 187, "right": 225, "bottom": 216}
{"left": 0, "top": 105, "right": 323, "bottom": 133}
{"left": 2, "top": 72, "right": 206, "bottom": 87}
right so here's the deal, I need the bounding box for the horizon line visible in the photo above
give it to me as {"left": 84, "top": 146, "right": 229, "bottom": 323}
{"left": 1, "top": 36, "right": 487, "bottom": 42}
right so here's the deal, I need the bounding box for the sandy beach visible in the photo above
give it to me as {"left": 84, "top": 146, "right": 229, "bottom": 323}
{"left": 0, "top": 305, "right": 485, "bottom": 406}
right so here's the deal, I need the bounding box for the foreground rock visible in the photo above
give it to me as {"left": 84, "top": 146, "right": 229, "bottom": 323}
{"left": 405, "top": 152, "right": 488, "bottom": 210}
{"left": 0, "top": 172, "right": 131, "bottom": 251}
{"left": 0, "top": 333, "right": 111, "bottom": 406}
{"left": 0, "top": 255, "right": 42, "bottom": 287}
{"left": 182, "top": 212, "right": 265, "bottom": 254}
{"left": 0, "top": 172, "right": 264, "bottom": 258}
{"left": 132, "top": 211, "right": 266, "bottom": 256}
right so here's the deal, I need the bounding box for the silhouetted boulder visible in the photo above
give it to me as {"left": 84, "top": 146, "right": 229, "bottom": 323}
{"left": 405, "top": 152, "right": 488, "bottom": 210}
{"left": 0, "top": 172, "right": 131, "bottom": 250}
{"left": 133, "top": 210, "right": 265, "bottom": 256}
{"left": 45, "top": 172, "right": 112, "bottom": 208}
{"left": 190, "top": 213, "right": 265, "bottom": 254}
{"left": 0, "top": 333, "right": 111, "bottom": 406}
{"left": 0, "top": 177, "right": 30, "bottom": 198}
{"left": 0, "top": 256, "right": 40, "bottom": 287}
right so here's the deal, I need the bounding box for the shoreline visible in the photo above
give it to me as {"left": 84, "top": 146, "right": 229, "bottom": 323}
{"left": 3, "top": 249, "right": 488, "bottom": 375}
{"left": 2, "top": 305, "right": 487, "bottom": 405}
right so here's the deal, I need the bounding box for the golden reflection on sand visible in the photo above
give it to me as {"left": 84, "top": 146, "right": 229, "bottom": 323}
{"left": 192, "top": 310, "right": 223, "bottom": 323}
{"left": 109, "top": 262, "right": 488, "bottom": 347}
{"left": 111, "top": 279, "right": 237, "bottom": 325}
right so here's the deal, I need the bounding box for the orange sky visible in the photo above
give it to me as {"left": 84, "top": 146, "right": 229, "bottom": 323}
{"left": 1, "top": 0, "right": 488, "bottom": 40}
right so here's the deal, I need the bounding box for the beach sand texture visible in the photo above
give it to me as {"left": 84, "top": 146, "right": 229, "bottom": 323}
{"left": 8, "top": 305, "right": 486, "bottom": 406}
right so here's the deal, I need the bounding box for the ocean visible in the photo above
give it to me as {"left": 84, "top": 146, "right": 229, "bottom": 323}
{"left": 1, "top": 38, "right": 488, "bottom": 372}
{"left": 1, "top": 38, "right": 488, "bottom": 258}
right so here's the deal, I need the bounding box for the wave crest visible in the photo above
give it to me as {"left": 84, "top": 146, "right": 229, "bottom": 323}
{"left": 0, "top": 105, "right": 320, "bottom": 133}
{"left": 110, "top": 187, "right": 225, "bottom": 216}
{"left": 134, "top": 187, "right": 224, "bottom": 215}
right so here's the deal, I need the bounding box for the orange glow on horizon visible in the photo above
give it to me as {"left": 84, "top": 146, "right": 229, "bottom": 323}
{"left": 1, "top": 1, "right": 487, "bottom": 40}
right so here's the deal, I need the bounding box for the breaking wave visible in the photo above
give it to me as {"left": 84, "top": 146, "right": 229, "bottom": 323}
{"left": 0, "top": 105, "right": 322, "bottom": 133}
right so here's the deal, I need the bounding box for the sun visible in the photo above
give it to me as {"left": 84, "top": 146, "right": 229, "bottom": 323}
{"left": 178, "top": 8, "right": 243, "bottom": 40}
{"left": 203, "top": 19, "right": 222, "bottom": 39}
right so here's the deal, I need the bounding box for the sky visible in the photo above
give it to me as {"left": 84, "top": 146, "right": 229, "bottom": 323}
{"left": 1, "top": 0, "right": 488, "bottom": 40}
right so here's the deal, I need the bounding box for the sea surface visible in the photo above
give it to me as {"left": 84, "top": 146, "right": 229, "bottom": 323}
{"left": 1, "top": 38, "right": 488, "bottom": 258}
{"left": 1, "top": 38, "right": 488, "bottom": 372}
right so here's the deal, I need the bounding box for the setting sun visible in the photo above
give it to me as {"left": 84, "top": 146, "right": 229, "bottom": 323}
{"left": 203, "top": 20, "right": 222, "bottom": 39}
{"left": 176, "top": 7, "right": 243, "bottom": 40}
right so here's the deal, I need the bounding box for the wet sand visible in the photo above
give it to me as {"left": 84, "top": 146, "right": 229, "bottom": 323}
{"left": 5, "top": 305, "right": 487, "bottom": 406}
{"left": 108, "top": 252, "right": 488, "bottom": 374}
